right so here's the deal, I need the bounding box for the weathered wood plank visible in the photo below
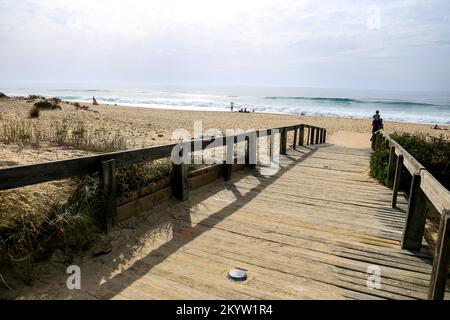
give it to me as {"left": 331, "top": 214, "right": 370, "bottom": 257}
{"left": 391, "top": 154, "right": 404, "bottom": 208}
{"left": 402, "top": 173, "right": 428, "bottom": 250}
{"left": 100, "top": 159, "right": 117, "bottom": 233}
{"left": 428, "top": 210, "right": 450, "bottom": 300}
{"left": 420, "top": 170, "right": 450, "bottom": 216}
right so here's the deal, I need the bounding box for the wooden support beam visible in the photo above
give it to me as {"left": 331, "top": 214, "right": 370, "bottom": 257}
{"left": 280, "top": 128, "right": 287, "bottom": 155}
{"left": 306, "top": 127, "right": 310, "bottom": 145}
{"left": 293, "top": 126, "right": 297, "bottom": 150}
{"left": 391, "top": 154, "right": 404, "bottom": 208}
{"left": 100, "top": 159, "right": 117, "bottom": 234}
{"left": 310, "top": 128, "right": 315, "bottom": 145}
{"left": 315, "top": 128, "right": 320, "bottom": 144}
{"left": 245, "top": 136, "right": 256, "bottom": 169}
{"left": 171, "top": 147, "right": 188, "bottom": 201}
{"left": 375, "top": 132, "right": 382, "bottom": 150}
{"left": 387, "top": 146, "right": 397, "bottom": 186}
{"left": 223, "top": 161, "right": 232, "bottom": 181}
{"left": 299, "top": 126, "right": 305, "bottom": 147}
{"left": 323, "top": 129, "right": 327, "bottom": 143}
{"left": 401, "top": 173, "right": 428, "bottom": 250}
{"left": 428, "top": 210, "right": 450, "bottom": 300}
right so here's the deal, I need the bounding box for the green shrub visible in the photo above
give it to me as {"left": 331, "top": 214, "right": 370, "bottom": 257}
{"left": 34, "top": 100, "right": 59, "bottom": 110}
{"left": 391, "top": 133, "right": 450, "bottom": 190}
{"left": 370, "top": 133, "right": 450, "bottom": 190}
{"left": 29, "top": 106, "right": 40, "bottom": 118}
{"left": 370, "top": 140, "right": 392, "bottom": 187}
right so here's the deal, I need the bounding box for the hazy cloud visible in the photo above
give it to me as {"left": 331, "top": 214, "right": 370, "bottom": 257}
{"left": 0, "top": 0, "right": 449, "bottom": 90}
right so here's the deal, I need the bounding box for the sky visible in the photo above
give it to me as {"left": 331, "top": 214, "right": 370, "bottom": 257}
{"left": 0, "top": 0, "right": 450, "bottom": 91}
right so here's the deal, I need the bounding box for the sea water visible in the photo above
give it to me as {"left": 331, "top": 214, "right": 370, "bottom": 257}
{"left": 1, "top": 84, "right": 449, "bottom": 124}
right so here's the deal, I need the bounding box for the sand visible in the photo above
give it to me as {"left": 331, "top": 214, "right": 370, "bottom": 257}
{"left": 1, "top": 97, "right": 447, "bottom": 218}
{"left": 1, "top": 98, "right": 448, "bottom": 169}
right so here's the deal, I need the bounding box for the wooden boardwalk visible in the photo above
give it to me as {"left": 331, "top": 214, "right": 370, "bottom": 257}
{"left": 73, "top": 143, "right": 446, "bottom": 300}
{"left": 11, "top": 142, "right": 448, "bottom": 300}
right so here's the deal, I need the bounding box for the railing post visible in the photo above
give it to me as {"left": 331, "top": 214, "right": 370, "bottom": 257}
{"left": 310, "top": 128, "right": 315, "bottom": 145}
{"left": 280, "top": 128, "right": 287, "bottom": 155}
{"left": 391, "top": 154, "right": 404, "bottom": 208}
{"left": 428, "top": 210, "right": 450, "bottom": 300}
{"left": 387, "top": 146, "right": 397, "bottom": 186}
{"left": 371, "top": 133, "right": 376, "bottom": 150}
{"left": 306, "top": 127, "right": 310, "bottom": 145}
{"left": 293, "top": 126, "right": 297, "bottom": 150}
{"left": 401, "top": 173, "right": 428, "bottom": 250}
{"left": 315, "top": 128, "right": 320, "bottom": 144}
{"left": 375, "top": 132, "right": 382, "bottom": 150}
{"left": 299, "top": 126, "right": 305, "bottom": 147}
{"left": 223, "top": 160, "right": 232, "bottom": 181}
{"left": 323, "top": 129, "right": 326, "bottom": 143}
{"left": 100, "top": 159, "right": 117, "bottom": 233}
{"left": 246, "top": 134, "right": 256, "bottom": 169}
{"left": 224, "top": 135, "right": 235, "bottom": 180}
{"left": 172, "top": 147, "right": 188, "bottom": 201}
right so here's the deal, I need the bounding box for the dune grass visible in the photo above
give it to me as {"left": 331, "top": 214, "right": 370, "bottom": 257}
{"left": 0, "top": 117, "right": 128, "bottom": 152}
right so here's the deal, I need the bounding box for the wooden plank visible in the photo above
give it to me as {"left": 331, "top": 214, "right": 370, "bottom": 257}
{"left": 116, "top": 187, "right": 172, "bottom": 222}
{"left": 280, "top": 128, "right": 287, "bottom": 155}
{"left": 299, "top": 126, "right": 305, "bottom": 147}
{"left": 387, "top": 146, "right": 397, "bottom": 186}
{"left": 402, "top": 173, "right": 428, "bottom": 250}
{"left": 171, "top": 146, "right": 188, "bottom": 201}
{"left": 293, "top": 126, "right": 298, "bottom": 150}
{"left": 223, "top": 161, "right": 232, "bottom": 181}
{"left": 387, "top": 138, "right": 424, "bottom": 174}
{"left": 420, "top": 170, "right": 450, "bottom": 215}
{"left": 428, "top": 210, "right": 450, "bottom": 300}
{"left": 391, "top": 154, "right": 404, "bottom": 208}
{"left": 100, "top": 159, "right": 117, "bottom": 233}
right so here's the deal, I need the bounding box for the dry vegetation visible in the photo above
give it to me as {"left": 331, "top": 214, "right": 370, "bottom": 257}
{"left": 0, "top": 97, "right": 173, "bottom": 287}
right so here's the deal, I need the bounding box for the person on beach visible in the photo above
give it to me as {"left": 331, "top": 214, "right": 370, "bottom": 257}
{"left": 93, "top": 96, "right": 99, "bottom": 105}
{"left": 372, "top": 118, "right": 384, "bottom": 134}
{"left": 373, "top": 110, "right": 380, "bottom": 121}
{"left": 230, "top": 102, "right": 234, "bottom": 112}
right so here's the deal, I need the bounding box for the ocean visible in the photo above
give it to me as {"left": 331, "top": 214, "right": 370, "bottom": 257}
{"left": 1, "top": 84, "right": 449, "bottom": 125}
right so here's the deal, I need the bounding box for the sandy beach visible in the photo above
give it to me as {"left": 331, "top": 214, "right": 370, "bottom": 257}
{"left": 1, "top": 98, "right": 449, "bottom": 167}
{"left": 1, "top": 97, "right": 448, "bottom": 299}
{"left": 1, "top": 97, "right": 448, "bottom": 217}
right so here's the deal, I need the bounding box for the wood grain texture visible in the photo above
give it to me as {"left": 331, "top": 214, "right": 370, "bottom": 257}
{"left": 54, "top": 143, "right": 447, "bottom": 300}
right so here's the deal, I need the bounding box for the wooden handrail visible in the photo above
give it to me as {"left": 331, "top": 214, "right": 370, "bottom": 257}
{"left": 372, "top": 130, "right": 450, "bottom": 300}
{"left": 0, "top": 123, "right": 326, "bottom": 191}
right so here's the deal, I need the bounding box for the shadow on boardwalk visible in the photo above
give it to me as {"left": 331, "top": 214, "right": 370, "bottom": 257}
{"left": 90, "top": 146, "right": 320, "bottom": 299}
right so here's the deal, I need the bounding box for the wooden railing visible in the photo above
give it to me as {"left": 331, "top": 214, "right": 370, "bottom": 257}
{"left": 0, "top": 123, "right": 326, "bottom": 229}
{"left": 372, "top": 130, "right": 450, "bottom": 300}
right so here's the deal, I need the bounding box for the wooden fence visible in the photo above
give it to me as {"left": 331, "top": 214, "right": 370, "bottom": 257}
{"left": 0, "top": 123, "right": 326, "bottom": 228}
{"left": 372, "top": 130, "right": 450, "bottom": 300}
